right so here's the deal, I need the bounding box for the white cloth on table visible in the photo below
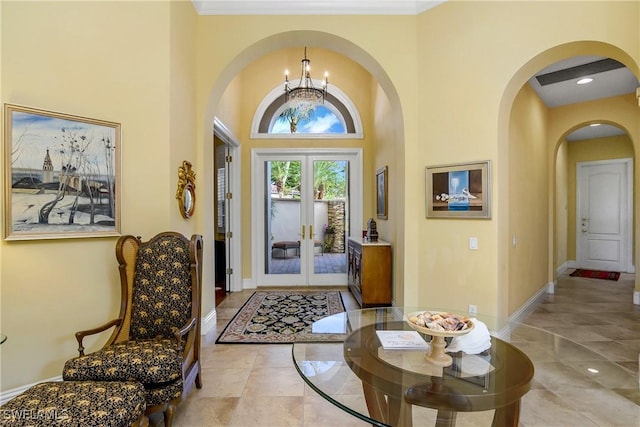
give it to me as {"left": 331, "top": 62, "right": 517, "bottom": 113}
{"left": 446, "top": 318, "right": 491, "bottom": 354}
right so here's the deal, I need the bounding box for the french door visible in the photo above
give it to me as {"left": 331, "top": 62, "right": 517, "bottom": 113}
{"left": 253, "top": 149, "right": 362, "bottom": 286}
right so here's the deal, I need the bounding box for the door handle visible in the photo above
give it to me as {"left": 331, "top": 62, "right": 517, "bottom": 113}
{"left": 301, "top": 225, "right": 305, "bottom": 239}
{"left": 581, "top": 218, "right": 589, "bottom": 233}
{"left": 310, "top": 225, "right": 314, "bottom": 240}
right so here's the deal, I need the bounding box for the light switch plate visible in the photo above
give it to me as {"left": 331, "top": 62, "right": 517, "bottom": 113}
{"left": 469, "top": 237, "right": 478, "bottom": 250}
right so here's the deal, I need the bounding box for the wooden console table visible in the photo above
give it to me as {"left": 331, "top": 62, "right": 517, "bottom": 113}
{"left": 347, "top": 238, "right": 391, "bottom": 307}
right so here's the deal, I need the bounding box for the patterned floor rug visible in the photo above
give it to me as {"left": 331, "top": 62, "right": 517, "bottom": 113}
{"left": 215, "top": 290, "right": 346, "bottom": 344}
{"left": 570, "top": 269, "right": 620, "bottom": 281}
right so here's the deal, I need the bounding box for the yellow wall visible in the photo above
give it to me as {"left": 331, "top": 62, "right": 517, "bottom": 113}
{"left": 170, "top": 0, "right": 199, "bottom": 232}
{"left": 0, "top": 0, "right": 4, "bottom": 345}
{"left": 508, "top": 84, "right": 550, "bottom": 313}
{"left": 555, "top": 141, "right": 569, "bottom": 272}
{"left": 565, "top": 135, "right": 635, "bottom": 261}
{"left": 2, "top": 0, "right": 639, "bottom": 392}
{"left": 1, "top": 1, "right": 200, "bottom": 390}
{"left": 416, "top": 1, "right": 639, "bottom": 317}
{"left": 216, "top": 77, "right": 243, "bottom": 139}
{"left": 371, "top": 82, "right": 400, "bottom": 303}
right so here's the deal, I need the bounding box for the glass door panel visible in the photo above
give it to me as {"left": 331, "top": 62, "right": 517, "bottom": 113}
{"left": 265, "top": 160, "right": 302, "bottom": 277}
{"left": 255, "top": 151, "right": 361, "bottom": 287}
{"left": 311, "top": 160, "right": 348, "bottom": 280}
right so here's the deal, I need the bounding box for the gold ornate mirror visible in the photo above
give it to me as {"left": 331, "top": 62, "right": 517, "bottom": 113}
{"left": 176, "top": 160, "right": 196, "bottom": 219}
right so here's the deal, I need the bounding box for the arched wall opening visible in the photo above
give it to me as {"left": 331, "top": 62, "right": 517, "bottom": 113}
{"left": 549, "top": 95, "right": 638, "bottom": 300}
{"left": 553, "top": 123, "right": 635, "bottom": 281}
{"left": 202, "top": 30, "right": 406, "bottom": 141}
{"left": 199, "top": 30, "right": 407, "bottom": 302}
{"left": 498, "top": 41, "right": 640, "bottom": 318}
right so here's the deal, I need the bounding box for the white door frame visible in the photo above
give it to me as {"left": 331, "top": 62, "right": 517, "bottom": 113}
{"left": 251, "top": 148, "right": 363, "bottom": 288}
{"left": 213, "top": 118, "right": 243, "bottom": 292}
{"left": 576, "top": 158, "right": 633, "bottom": 273}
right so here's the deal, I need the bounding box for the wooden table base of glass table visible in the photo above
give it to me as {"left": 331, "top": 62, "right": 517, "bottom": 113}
{"left": 404, "top": 379, "right": 523, "bottom": 427}
{"left": 293, "top": 311, "right": 536, "bottom": 427}
{"left": 363, "top": 384, "right": 412, "bottom": 427}
{"left": 362, "top": 381, "right": 522, "bottom": 427}
{"left": 343, "top": 321, "right": 533, "bottom": 427}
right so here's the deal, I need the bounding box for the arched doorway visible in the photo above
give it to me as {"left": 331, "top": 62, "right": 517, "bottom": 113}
{"left": 498, "top": 42, "right": 640, "bottom": 316}
{"left": 200, "top": 32, "right": 406, "bottom": 295}
{"left": 556, "top": 125, "right": 634, "bottom": 274}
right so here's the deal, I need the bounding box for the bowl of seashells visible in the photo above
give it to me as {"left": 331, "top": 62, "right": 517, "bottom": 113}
{"left": 405, "top": 311, "right": 474, "bottom": 366}
{"left": 405, "top": 311, "right": 474, "bottom": 337}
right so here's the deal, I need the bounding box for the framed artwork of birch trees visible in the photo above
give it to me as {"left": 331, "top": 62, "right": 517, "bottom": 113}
{"left": 4, "top": 104, "right": 121, "bottom": 240}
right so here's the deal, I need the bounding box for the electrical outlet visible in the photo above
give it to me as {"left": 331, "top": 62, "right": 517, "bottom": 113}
{"left": 468, "top": 304, "right": 477, "bottom": 315}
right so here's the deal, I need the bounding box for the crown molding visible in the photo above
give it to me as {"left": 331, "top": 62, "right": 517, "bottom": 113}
{"left": 191, "top": 0, "right": 446, "bottom": 16}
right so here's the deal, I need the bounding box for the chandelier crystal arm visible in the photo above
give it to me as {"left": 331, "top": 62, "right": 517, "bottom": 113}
{"left": 283, "top": 47, "right": 329, "bottom": 116}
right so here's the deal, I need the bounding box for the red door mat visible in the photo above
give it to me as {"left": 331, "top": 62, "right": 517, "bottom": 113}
{"left": 570, "top": 269, "right": 620, "bottom": 281}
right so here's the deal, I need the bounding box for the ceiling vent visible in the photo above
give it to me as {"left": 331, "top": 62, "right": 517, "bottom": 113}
{"left": 536, "top": 58, "right": 625, "bottom": 86}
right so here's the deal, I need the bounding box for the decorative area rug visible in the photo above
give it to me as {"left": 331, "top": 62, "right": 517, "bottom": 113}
{"left": 570, "top": 269, "right": 620, "bottom": 281}
{"left": 215, "top": 291, "right": 346, "bottom": 344}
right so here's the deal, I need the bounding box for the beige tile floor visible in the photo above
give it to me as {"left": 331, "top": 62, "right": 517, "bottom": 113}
{"left": 152, "top": 273, "right": 639, "bottom": 427}
{"left": 270, "top": 253, "right": 347, "bottom": 274}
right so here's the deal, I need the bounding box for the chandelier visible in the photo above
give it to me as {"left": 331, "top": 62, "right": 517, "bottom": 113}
{"left": 284, "top": 47, "right": 329, "bottom": 115}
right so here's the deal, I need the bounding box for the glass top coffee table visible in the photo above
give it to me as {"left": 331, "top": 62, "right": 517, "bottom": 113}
{"left": 292, "top": 307, "right": 638, "bottom": 427}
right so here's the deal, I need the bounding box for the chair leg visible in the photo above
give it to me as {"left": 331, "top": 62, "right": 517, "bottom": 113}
{"left": 134, "top": 414, "right": 149, "bottom": 427}
{"left": 196, "top": 371, "right": 203, "bottom": 389}
{"left": 164, "top": 402, "right": 177, "bottom": 427}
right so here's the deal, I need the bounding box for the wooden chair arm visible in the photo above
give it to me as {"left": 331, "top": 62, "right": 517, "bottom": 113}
{"left": 174, "top": 317, "right": 197, "bottom": 348}
{"left": 75, "top": 318, "right": 123, "bottom": 356}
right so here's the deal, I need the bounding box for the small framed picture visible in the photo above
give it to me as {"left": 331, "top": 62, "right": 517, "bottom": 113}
{"left": 426, "top": 161, "right": 491, "bottom": 219}
{"left": 376, "top": 166, "right": 388, "bottom": 220}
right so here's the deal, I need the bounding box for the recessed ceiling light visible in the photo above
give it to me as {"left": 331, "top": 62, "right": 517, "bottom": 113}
{"left": 577, "top": 77, "right": 594, "bottom": 85}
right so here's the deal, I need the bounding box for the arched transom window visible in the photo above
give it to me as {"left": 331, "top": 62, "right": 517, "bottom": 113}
{"left": 251, "top": 82, "right": 363, "bottom": 139}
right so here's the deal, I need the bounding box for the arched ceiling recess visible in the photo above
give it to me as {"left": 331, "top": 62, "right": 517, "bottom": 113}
{"left": 565, "top": 122, "right": 628, "bottom": 142}
{"left": 499, "top": 41, "right": 640, "bottom": 151}
{"left": 206, "top": 30, "right": 404, "bottom": 146}
{"left": 529, "top": 54, "right": 639, "bottom": 141}
{"left": 547, "top": 93, "right": 639, "bottom": 150}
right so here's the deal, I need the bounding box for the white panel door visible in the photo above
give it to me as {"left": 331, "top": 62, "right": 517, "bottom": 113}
{"left": 577, "top": 159, "right": 632, "bottom": 272}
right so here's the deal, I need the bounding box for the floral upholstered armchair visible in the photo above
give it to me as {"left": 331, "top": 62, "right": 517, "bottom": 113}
{"left": 63, "top": 232, "right": 203, "bottom": 426}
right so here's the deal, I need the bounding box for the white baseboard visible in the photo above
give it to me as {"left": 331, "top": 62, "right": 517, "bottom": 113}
{"left": 556, "top": 260, "right": 575, "bottom": 276}
{"left": 509, "top": 282, "right": 552, "bottom": 325}
{"left": 546, "top": 281, "right": 554, "bottom": 294}
{"left": 560, "top": 260, "right": 635, "bottom": 274}
{"left": 0, "top": 376, "right": 62, "bottom": 405}
{"left": 243, "top": 278, "right": 256, "bottom": 290}
{"left": 493, "top": 282, "right": 552, "bottom": 341}
{"left": 201, "top": 308, "right": 217, "bottom": 336}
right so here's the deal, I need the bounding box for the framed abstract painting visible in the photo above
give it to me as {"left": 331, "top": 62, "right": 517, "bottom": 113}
{"left": 426, "top": 161, "right": 491, "bottom": 219}
{"left": 376, "top": 166, "right": 388, "bottom": 220}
